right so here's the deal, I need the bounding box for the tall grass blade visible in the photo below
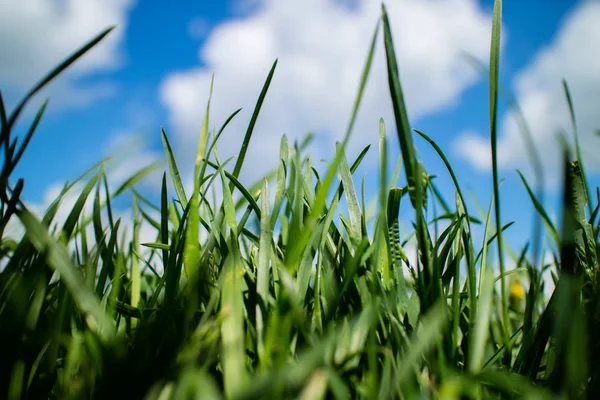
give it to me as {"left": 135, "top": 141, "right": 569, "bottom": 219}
{"left": 3, "top": 27, "right": 114, "bottom": 134}
{"left": 231, "top": 60, "right": 278, "bottom": 183}
{"left": 563, "top": 80, "right": 592, "bottom": 217}
{"left": 17, "top": 207, "right": 114, "bottom": 340}
{"left": 161, "top": 127, "right": 188, "bottom": 210}
{"left": 337, "top": 142, "right": 361, "bottom": 243}
{"left": 221, "top": 239, "right": 248, "bottom": 398}
{"left": 488, "top": 0, "right": 510, "bottom": 349}
{"left": 183, "top": 76, "right": 213, "bottom": 280}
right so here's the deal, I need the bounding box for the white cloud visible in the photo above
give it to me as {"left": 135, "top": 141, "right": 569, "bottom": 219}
{"left": 0, "top": 0, "right": 135, "bottom": 112}
{"left": 160, "top": 0, "right": 496, "bottom": 187}
{"left": 454, "top": 0, "right": 600, "bottom": 177}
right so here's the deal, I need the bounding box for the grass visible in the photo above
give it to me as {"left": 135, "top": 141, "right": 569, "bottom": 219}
{"left": 1, "top": 0, "right": 600, "bottom": 398}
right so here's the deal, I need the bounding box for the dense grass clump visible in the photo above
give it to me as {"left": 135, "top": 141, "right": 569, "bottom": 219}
{"left": 1, "top": 1, "right": 599, "bottom": 398}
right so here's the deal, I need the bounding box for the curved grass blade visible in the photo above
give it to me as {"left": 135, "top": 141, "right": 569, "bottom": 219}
{"left": 130, "top": 195, "right": 141, "bottom": 324}
{"left": 112, "top": 160, "right": 162, "bottom": 198}
{"left": 161, "top": 127, "right": 188, "bottom": 210}
{"left": 204, "top": 158, "right": 261, "bottom": 218}
{"left": 256, "top": 179, "right": 272, "bottom": 368}
{"left": 221, "top": 239, "right": 248, "bottom": 398}
{"left": 381, "top": 6, "right": 418, "bottom": 208}
{"left": 17, "top": 207, "right": 114, "bottom": 340}
{"left": 563, "top": 80, "right": 592, "bottom": 217}
{"left": 395, "top": 302, "right": 447, "bottom": 386}
{"left": 337, "top": 142, "right": 361, "bottom": 243}
{"left": 382, "top": 6, "right": 434, "bottom": 310}
{"left": 487, "top": 0, "right": 510, "bottom": 347}
{"left": 231, "top": 60, "right": 278, "bottom": 183}
{"left": 414, "top": 129, "right": 471, "bottom": 229}
{"left": 462, "top": 52, "right": 546, "bottom": 275}
{"left": 517, "top": 170, "right": 560, "bottom": 247}
{"left": 60, "top": 172, "right": 101, "bottom": 241}
{"left": 3, "top": 27, "right": 114, "bottom": 135}
{"left": 270, "top": 134, "right": 289, "bottom": 230}
{"left": 469, "top": 269, "right": 494, "bottom": 374}
{"left": 4, "top": 99, "right": 48, "bottom": 177}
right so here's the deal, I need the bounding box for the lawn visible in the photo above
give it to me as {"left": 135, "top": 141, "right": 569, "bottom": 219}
{"left": 1, "top": 1, "right": 599, "bottom": 398}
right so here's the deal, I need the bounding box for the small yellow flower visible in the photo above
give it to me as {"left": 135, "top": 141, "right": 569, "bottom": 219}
{"left": 510, "top": 278, "right": 526, "bottom": 302}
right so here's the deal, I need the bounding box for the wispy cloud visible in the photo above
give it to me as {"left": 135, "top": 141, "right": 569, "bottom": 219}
{"left": 159, "top": 0, "right": 496, "bottom": 187}
{"left": 0, "top": 0, "right": 135, "bottom": 113}
{"left": 454, "top": 0, "right": 600, "bottom": 177}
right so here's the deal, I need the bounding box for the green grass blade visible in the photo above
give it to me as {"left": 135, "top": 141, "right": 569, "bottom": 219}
{"left": 381, "top": 6, "right": 418, "bottom": 208}
{"left": 270, "top": 135, "right": 289, "bottom": 230}
{"left": 203, "top": 159, "right": 261, "bottom": 218}
{"left": 112, "top": 160, "right": 162, "bottom": 198}
{"left": 130, "top": 195, "right": 141, "bottom": 326}
{"left": 488, "top": 0, "right": 510, "bottom": 348}
{"left": 61, "top": 172, "right": 100, "bottom": 241}
{"left": 414, "top": 129, "right": 470, "bottom": 227}
{"left": 337, "top": 142, "right": 361, "bottom": 243}
{"left": 161, "top": 127, "right": 188, "bottom": 210}
{"left": 160, "top": 172, "right": 170, "bottom": 267}
{"left": 231, "top": 60, "right": 278, "bottom": 183}
{"left": 469, "top": 269, "right": 494, "bottom": 373}
{"left": 219, "top": 167, "right": 238, "bottom": 233}
{"left": 562, "top": 80, "right": 592, "bottom": 217}
{"left": 221, "top": 239, "right": 248, "bottom": 398}
{"left": 5, "top": 99, "right": 48, "bottom": 176}
{"left": 92, "top": 177, "right": 104, "bottom": 246}
{"left": 256, "top": 179, "right": 272, "bottom": 368}
{"left": 382, "top": 5, "right": 434, "bottom": 311}
{"left": 344, "top": 21, "right": 380, "bottom": 140}
{"left": 517, "top": 170, "right": 560, "bottom": 247}
{"left": 4, "top": 27, "right": 114, "bottom": 134}
{"left": 184, "top": 75, "right": 213, "bottom": 279}
{"left": 396, "top": 302, "right": 447, "bottom": 385}
{"left": 379, "top": 118, "right": 389, "bottom": 212}
{"left": 17, "top": 207, "right": 114, "bottom": 340}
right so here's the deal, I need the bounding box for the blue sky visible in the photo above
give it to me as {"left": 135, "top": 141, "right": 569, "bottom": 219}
{"left": 3, "top": 0, "right": 599, "bottom": 254}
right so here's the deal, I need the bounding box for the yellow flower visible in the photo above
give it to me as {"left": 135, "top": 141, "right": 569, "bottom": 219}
{"left": 510, "top": 278, "right": 526, "bottom": 302}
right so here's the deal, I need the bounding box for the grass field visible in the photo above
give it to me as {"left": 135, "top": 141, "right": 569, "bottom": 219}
{"left": 1, "top": 1, "right": 599, "bottom": 398}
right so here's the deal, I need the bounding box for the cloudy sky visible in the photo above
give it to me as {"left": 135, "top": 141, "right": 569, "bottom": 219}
{"left": 3, "top": 0, "right": 600, "bottom": 251}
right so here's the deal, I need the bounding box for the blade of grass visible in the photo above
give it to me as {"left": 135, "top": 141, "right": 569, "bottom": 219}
{"left": 517, "top": 170, "right": 560, "bottom": 248}
{"left": 184, "top": 75, "right": 214, "bottom": 279}
{"left": 382, "top": 5, "right": 433, "bottom": 311}
{"left": 231, "top": 60, "right": 278, "bottom": 184}
{"left": 563, "top": 80, "right": 592, "bottom": 218}
{"left": 256, "top": 179, "right": 272, "bottom": 369}
{"left": 130, "top": 195, "right": 141, "bottom": 328}
{"left": 337, "top": 142, "right": 361, "bottom": 243}
{"left": 3, "top": 99, "right": 48, "bottom": 178}
{"left": 469, "top": 269, "right": 494, "bottom": 373}
{"left": 221, "top": 238, "right": 248, "bottom": 398}
{"left": 3, "top": 27, "right": 114, "bottom": 136}
{"left": 112, "top": 160, "right": 162, "bottom": 198}
{"left": 17, "top": 207, "right": 114, "bottom": 340}
{"left": 161, "top": 127, "right": 188, "bottom": 210}
{"left": 488, "top": 0, "right": 510, "bottom": 350}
